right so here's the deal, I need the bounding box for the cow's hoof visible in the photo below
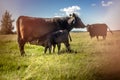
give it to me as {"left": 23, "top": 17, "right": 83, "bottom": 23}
{"left": 21, "top": 53, "right": 26, "bottom": 56}
{"left": 75, "top": 51, "right": 77, "bottom": 54}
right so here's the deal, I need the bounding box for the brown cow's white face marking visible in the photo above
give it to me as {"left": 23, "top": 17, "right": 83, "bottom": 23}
{"left": 69, "top": 13, "right": 85, "bottom": 28}
{"left": 68, "top": 17, "right": 75, "bottom": 25}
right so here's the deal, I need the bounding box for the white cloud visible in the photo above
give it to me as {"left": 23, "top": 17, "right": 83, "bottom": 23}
{"left": 101, "top": 1, "right": 113, "bottom": 7}
{"left": 60, "top": 6, "right": 80, "bottom": 16}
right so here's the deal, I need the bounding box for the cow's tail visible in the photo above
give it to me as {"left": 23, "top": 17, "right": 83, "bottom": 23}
{"left": 16, "top": 16, "right": 21, "bottom": 42}
{"left": 107, "top": 26, "right": 113, "bottom": 34}
{"left": 68, "top": 33, "right": 72, "bottom": 42}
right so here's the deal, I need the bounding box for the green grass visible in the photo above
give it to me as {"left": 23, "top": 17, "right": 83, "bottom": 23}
{"left": 0, "top": 31, "right": 120, "bottom": 80}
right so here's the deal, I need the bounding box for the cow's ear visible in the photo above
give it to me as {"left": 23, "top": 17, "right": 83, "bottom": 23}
{"left": 72, "top": 13, "right": 76, "bottom": 17}
{"left": 68, "top": 17, "right": 76, "bottom": 25}
{"left": 69, "top": 13, "right": 76, "bottom": 17}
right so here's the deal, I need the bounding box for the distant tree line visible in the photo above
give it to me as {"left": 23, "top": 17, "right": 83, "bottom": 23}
{"left": 0, "top": 10, "right": 14, "bottom": 34}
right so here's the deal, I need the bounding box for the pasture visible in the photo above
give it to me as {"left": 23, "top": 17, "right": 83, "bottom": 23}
{"left": 0, "top": 31, "right": 120, "bottom": 80}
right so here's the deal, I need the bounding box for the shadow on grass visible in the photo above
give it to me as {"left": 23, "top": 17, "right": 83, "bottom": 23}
{"left": 58, "top": 49, "right": 78, "bottom": 55}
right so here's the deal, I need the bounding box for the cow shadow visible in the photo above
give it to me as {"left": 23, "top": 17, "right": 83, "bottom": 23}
{"left": 58, "top": 49, "right": 78, "bottom": 55}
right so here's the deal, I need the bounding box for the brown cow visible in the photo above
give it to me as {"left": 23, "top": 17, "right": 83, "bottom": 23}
{"left": 16, "top": 13, "right": 85, "bottom": 56}
{"left": 87, "top": 23, "right": 113, "bottom": 40}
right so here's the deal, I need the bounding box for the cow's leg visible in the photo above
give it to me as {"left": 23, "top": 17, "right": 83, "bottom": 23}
{"left": 18, "top": 39, "right": 26, "bottom": 56}
{"left": 103, "top": 36, "right": 106, "bottom": 40}
{"left": 91, "top": 36, "right": 92, "bottom": 39}
{"left": 90, "top": 35, "right": 93, "bottom": 39}
{"left": 96, "top": 36, "right": 99, "bottom": 40}
{"left": 57, "top": 43, "right": 61, "bottom": 54}
{"left": 53, "top": 44, "right": 56, "bottom": 53}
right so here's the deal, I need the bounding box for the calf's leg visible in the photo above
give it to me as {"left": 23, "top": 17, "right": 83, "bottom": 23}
{"left": 48, "top": 46, "right": 52, "bottom": 54}
{"left": 44, "top": 47, "right": 48, "bottom": 53}
{"left": 53, "top": 44, "right": 56, "bottom": 53}
{"left": 64, "top": 42, "right": 71, "bottom": 52}
{"left": 57, "top": 43, "right": 61, "bottom": 54}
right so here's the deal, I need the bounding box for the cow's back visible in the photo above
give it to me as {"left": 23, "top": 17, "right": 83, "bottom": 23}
{"left": 90, "top": 24, "right": 107, "bottom": 36}
{"left": 17, "top": 16, "right": 57, "bottom": 42}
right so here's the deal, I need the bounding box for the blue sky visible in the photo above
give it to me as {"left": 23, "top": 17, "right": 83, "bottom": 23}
{"left": 0, "top": 0, "right": 120, "bottom": 30}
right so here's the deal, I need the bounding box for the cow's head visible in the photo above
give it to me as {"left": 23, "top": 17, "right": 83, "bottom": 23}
{"left": 68, "top": 13, "right": 85, "bottom": 28}
{"left": 86, "top": 24, "right": 95, "bottom": 38}
{"left": 86, "top": 24, "right": 91, "bottom": 32}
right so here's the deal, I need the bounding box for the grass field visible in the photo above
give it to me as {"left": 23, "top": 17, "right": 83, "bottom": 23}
{"left": 0, "top": 31, "right": 120, "bottom": 80}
